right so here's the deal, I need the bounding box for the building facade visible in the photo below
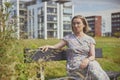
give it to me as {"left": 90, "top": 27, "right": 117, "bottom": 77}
{"left": 76, "top": 9, "right": 120, "bottom": 37}
{"left": 111, "top": 12, "right": 120, "bottom": 37}
{"left": 0, "top": 0, "right": 13, "bottom": 32}
{"left": 0, "top": 0, "right": 10, "bottom": 11}
{"left": 0, "top": 0, "right": 2, "bottom": 9}
{"left": 9, "top": 0, "right": 27, "bottom": 39}
{"left": 27, "top": 0, "right": 74, "bottom": 39}
{"left": 86, "top": 16, "right": 102, "bottom": 37}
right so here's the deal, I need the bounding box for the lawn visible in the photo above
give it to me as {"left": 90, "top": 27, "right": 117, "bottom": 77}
{"left": 1, "top": 37, "right": 119, "bottom": 80}
{"left": 18, "top": 37, "right": 120, "bottom": 79}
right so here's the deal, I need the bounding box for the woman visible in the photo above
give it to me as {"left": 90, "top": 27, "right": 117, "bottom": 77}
{"left": 40, "top": 15, "right": 110, "bottom": 80}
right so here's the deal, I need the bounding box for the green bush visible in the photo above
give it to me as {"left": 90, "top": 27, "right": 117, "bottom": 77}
{"left": 113, "top": 32, "right": 120, "bottom": 38}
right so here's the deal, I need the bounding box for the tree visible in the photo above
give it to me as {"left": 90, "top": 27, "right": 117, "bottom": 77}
{"left": 113, "top": 32, "right": 120, "bottom": 38}
{"left": 0, "top": 2, "right": 44, "bottom": 80}
{"left": 0, "top": 2, "right": 19, "bottom": 80}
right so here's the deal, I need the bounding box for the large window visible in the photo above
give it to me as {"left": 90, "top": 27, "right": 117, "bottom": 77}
{"left": 47, "top": 7, "right": 57, "bottom": 13}
{"left": 63, "top": 32, "right": 71, "bottom": 36}
{"left": 47, "top": 15, "right": 57, "bottom": 21}
{"left": 47, "top": 31, "right": 57, "bottom": 38}
{"left": 63, "top": 16, "right": 71, "bottom": 21}
{"left": 63, "top": 24, "right": 71, "bottom": 30}
{"left": 63, "top": 8, "right": 72, "bottom": 15}
{"left": 19, "top": 10, "right": 24, "bottom": 15}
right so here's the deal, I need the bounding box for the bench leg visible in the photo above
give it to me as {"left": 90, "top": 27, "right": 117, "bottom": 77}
{"left": 37, "top": 66, "right": 45, "bottom": 80}
{"left": 40, "top": 66, "right": 45, "bottom": 80}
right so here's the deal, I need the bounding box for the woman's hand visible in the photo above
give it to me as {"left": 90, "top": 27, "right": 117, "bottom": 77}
{"left": 39, "top": 45, "right": 53, "bottom": 52}
{"left": 39, "top": 40, "right": 66, "bottom": 52}
{"left": 80, "top": 58, "right": 89, "bottom": 69}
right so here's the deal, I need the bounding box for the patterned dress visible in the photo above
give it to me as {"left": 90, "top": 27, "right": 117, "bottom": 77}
{"left": 63, "top": 34, "right": 110, "bottom": 80}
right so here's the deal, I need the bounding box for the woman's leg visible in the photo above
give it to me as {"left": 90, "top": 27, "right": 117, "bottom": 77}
{"left": 88, "top": 60, "right": 110, "bottom": 80}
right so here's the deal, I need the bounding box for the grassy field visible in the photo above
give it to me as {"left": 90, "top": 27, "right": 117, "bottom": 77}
{"left": 17, "top": 37, "right": 120, "bottom": 79}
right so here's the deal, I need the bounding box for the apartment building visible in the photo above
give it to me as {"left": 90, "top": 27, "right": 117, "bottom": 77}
{"left": 0, "top": 0, "right": 13, "bottom": 32}
{"left": 0, "top": 0, "right": 2, "bottom": 13}
{"left": 0, "top": 0, "right": 10, "bottom": 10}
{"left": 111, "top": 12, "right": 120, "bottom": 37}
{"left": 27, "top": 0, "right": 74, "bottom": 39}
{"left": 0, "top": 0, "right": 2, "bottom": 8}
{"left": 0, "top": 1, "right": 2, "bottom": 29}
{"left": 76, "top": 9, "right": 120, "bottom": 37}
{"left": 9, "top": 0, "right": 27, "bottom": 39}
{"left": 86, "top": 16, "right": 102, "bottom": 37}
{"left": 0, "top": 0, "right": 9, "bottom": 5}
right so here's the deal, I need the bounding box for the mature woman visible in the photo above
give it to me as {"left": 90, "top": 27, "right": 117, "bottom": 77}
{"left": 40, "top": 15, "right": 110, "bottom": 80}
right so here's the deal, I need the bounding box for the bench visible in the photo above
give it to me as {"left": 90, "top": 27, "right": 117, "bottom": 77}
{"left": 24, "top": 48, "right": 120, "bottom": 80}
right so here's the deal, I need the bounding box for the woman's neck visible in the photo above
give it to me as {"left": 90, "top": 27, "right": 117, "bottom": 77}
{"left": 74, "top": 32, "right": 85, "bottom": 38}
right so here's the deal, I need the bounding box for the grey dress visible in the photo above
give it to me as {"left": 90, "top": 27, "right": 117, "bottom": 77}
{"left": 62, "top": 34, "right": 110, "bottom": 80}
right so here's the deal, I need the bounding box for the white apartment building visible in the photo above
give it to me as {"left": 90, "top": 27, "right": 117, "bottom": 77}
{"left": 0, "top": 0, "right": 10, "bottom": 5}
{"left": 9, "top": 0, "right": 28, "bottom": 39}
{"left": 0, "top": 0, "right": 11, "bottom": 11}
{"left": 27, "top": 0, "right": 74, "bottom": 39}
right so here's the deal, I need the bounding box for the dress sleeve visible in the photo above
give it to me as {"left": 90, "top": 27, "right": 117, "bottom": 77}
{"left": 62, "top": 34, "right": 69, "bottom": 42}
{"left": 90, "top": 37, "right": 96, "bottom": 45}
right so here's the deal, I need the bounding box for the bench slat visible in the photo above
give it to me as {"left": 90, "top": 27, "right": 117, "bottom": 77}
{"left": 24, "top": 48, "right": 103, "bottom": 62}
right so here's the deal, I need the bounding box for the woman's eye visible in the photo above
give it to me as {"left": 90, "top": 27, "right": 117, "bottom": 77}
{"left": 77, "top": 22, "right": 80, "bottom": 24}
{"left": 72, "top": 22, "right": 81, "bottom": 25}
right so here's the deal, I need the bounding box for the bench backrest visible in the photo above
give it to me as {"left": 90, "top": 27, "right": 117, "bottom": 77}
{"left": 24, "top": 48, "right": 102, "bottom": 63}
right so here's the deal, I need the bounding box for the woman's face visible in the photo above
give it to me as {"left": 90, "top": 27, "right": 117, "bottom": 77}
{"left": 72, "top": 18, "right": 85, "bottom": 34}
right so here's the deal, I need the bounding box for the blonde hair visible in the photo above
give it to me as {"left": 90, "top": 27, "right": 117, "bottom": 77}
{"left": 71, "top": 15, "right": 90, "bottom": 33}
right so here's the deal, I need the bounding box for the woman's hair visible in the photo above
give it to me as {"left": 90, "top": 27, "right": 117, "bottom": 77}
{"left": 71, "top": 15, "right": 90, "bottom": 33}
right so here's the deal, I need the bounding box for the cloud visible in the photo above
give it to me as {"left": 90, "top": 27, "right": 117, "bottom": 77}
{"left": 20, "top": 0, "right": 32, "bottom": 1}
{"left": 72, "top": 0, "right": 120, "bottom": 13}
{"left": 72, "top": 0, "right": 120, "bottom": 5}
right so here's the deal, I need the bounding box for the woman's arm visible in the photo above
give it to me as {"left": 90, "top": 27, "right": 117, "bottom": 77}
{"left": 80, "top": 43, "right": 95, "bottom": 69}
{"left": 40, "top": 40, "right": 67, "bottom": 51}
{"left": 88, "top": 43, "right": 95, "bottom": 61}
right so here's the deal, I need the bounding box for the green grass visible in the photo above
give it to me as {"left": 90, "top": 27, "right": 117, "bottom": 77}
{"left": 18, "top": 37, "right": 120, "bottom": 79}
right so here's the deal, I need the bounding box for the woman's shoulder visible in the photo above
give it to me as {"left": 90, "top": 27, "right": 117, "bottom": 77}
{"left": 85, "top": 35, "right": 96, "bottom": 44}
{"left": 85, "top": 35, "right": 94, "bottom": 39}
{"left": 63, "top": 33, "right": 74, "bottom": 40}
{"left": 64, "top": 33, "right": 74, "bottom": 38}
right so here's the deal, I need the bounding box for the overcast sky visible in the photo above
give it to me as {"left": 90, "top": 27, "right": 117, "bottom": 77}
{"left": 22, "top": 0, "right": 120, "bottom": 13}
{"left": 72, "top": 0, "right": 120, "bottom": 13}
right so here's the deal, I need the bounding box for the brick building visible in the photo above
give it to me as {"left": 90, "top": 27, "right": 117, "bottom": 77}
{"left": 111, "top": 12, "right": 120, "bottom": 37}
{"left": 86, "top": 16, "right": 102, "bottom": 37}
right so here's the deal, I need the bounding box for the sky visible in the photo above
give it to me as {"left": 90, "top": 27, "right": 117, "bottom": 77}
{"left": 72, "top": 0, "right": 120, "bottom": 13}
{"left": 21, "top": 0, "right": 120, "bottom": 13}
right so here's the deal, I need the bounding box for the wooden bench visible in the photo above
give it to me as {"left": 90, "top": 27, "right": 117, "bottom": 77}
{"left": 24, "top": 48, "right": 120, "bottom": 80}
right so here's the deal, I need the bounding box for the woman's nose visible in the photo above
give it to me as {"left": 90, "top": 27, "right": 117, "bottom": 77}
{"left": 74, "top": 24, "right": 78, "bottom": 27}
